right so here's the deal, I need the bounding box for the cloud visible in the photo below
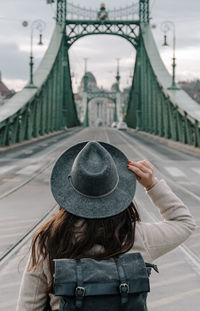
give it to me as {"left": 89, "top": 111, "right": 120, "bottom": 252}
{"left": 70, "top": 0, "right": 135, "bottom": 10}
{"left": 0, "top": 41, "right": 45, "bottom": 89}
{"left": 0, "top": 0, "right": 200, "bottom": 92}
{"left": 69, "top": 34, "right": 136, "bottom": 91}
{"left": 0, "top": 43, "right": 29, "bottom": 80}
{"left": 4, "top": 78, "right": 27, "bottom": 92}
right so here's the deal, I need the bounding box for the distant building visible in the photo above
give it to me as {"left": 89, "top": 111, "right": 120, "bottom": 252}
{"left": 178, "top": 79, "right": 200, "bottom": 105}
{"left": 0, "top": 71, "right": 15, "bottom": 105}
{"left": 74, "top": 71, "right": 130, "bottom": 126}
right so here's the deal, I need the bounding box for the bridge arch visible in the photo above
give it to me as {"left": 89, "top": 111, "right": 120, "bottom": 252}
{"left": 0, "top": 0, "right": 200, "bottom": 148}
{"left": 65, "top": 21, "right": 140, "bottom": 48}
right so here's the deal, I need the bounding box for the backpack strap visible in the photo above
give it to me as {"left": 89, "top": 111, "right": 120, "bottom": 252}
{"left": 145, "top": 263, "right": 159, "bottom": 276}
{"left": 115, "top": 258, "right": 129, "bottom": 305}
{"left": 45, "top": 295, "right": 52, "bottom": 311}
{"left": 75, "top": 260, "right": 85, "bottom": 309}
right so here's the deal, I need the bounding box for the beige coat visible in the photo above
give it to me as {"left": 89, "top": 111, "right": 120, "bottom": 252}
{"left": 16, "top": 179, "right": 196, "bottom": 311}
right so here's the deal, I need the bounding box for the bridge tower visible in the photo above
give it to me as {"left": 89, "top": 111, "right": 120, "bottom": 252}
{"left": 139, "top": 0, "right": 149, "bottom": 23}
{"left": 56, "top": 0, "right": 66, "bottom": 25}
{"left": 0, "top": 0, "right": 200, "bottom": 147}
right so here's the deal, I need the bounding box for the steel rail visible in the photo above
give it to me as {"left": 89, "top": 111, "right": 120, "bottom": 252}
{"left": 0, "top": 127, "right": 100, "bottom": 266}
{"left": 2, "top": 128, "right": 200, "bottom": 274}
{"left": 0, "top": 204, "right": 58, "bottom": 265}
{"left": 0, "top": 129, "right": 86, "bottom": 265}
{"left": 0, "top": 129, "right": 82, "bottom": 201}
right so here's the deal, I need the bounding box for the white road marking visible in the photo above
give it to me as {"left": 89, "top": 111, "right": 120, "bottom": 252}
{"left": 0, "top": 281, "right": 20, "bottom": 290}
{"left": 164, "top": 166, "right": 186, "bottom": 177}
{"left": 148, "top": 288, "right": 200, "bottom": 308}
{"left": 177, "top": 181, "right": 196, "bottom": 185}
{"left": 0, "top": 232, "right": 23, "bottom": 240}
{"left": 24, "top": 150, "right": 33, "bottom": 154}
{"left": 0, "top": 166, "right": 16, "bottom": 175}
{"left": 39, "top": 143, "right": 48, "bottom": 147}
{"left": 0, "top": 225, "right": 31, "bottom": 233}
{"left": 0, "top": 216, "right": 19, "bottom": 221}
{"left": 158, "top": 260, "right": 185, "bottom": 270}
{"left": 191, "top": 167, "right": 200, "bottom": 174}
{"left": 16, "top": 164, "right": 41, "bottom": 175}
{"left": 0, "top": 219, "right": 37, "bottom": 227}
{"left": 2, "top": 177, "right": 21, "bottom": 182}
{"left": 151, "top": 273, "right": 196, "bottom": 288}
{"left": 0, "top": 300, "right": 19, "bottom": 309}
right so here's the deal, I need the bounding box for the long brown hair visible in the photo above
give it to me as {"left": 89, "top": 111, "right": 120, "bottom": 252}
{"left": 28, "top": 201, "right": 140, "bottom": 293}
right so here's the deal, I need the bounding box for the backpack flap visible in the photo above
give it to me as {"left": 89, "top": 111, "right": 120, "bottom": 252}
{"left": 53, "top": 253, "right": 150, "bottom": 298}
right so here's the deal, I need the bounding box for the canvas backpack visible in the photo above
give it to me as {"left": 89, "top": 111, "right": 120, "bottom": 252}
{"left": 53, "top": 252, "right": 158, "bottom": 311}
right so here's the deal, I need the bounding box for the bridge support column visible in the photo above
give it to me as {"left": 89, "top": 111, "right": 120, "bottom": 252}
{"left": 136, "top": 36, "right": 143, "bottom": 131}
{"left": 56, "top": 0, "right": 66, "bottom": 25}
{"left": 82, "top": 93, "right": 89, "bottom": 127}
{"left": 195, "top": 120, "right": 200, "bottom": 147}
{"left": 139, "top": 0, "right": 149, "bottom": 23}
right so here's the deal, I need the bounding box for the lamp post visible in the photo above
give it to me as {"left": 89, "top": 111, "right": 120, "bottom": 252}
{"left": 161, "top": 21, "right": 179, "bottom": 90}
{"left": 24, "top": 19, "right": 46, "bottom": 88}
{"left": 116, "top": 58, "right": 120, "bottom": 92}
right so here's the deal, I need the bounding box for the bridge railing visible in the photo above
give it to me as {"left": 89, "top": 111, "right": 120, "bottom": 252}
{"left": 126, "top": 24, "right": 200, "bottom": 147}
{"left": 0, "top": 24, "right": 79, "bottom": 146}
{"left": 66, "top": 1, "right": 139, "bottom": 21}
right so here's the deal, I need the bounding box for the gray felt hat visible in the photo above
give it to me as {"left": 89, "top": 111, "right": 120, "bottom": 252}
{"left": 50, "top": 141, "right": 136, "bottom": 219}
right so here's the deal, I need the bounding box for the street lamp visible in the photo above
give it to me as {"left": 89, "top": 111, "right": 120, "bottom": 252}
{"left": 116, "top": 58, "right": 120, "bottom": 92}
{"left": 161, "top": 21, "right": 179, "bottom": 90}
{"left": 23, "top": 19, "right": 46, "bottom": 88}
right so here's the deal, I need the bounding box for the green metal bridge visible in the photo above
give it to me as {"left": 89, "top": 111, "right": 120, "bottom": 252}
{"left": 0, "top": 0, "right": 200, "bottom": 147}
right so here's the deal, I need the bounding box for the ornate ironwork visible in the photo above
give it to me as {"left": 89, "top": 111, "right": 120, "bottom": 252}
{"left": 87, "top": 91, "right": 117, "bottom": 102}
{"left": 1, "top": 0, "right": 200, "bottom": 148}
{"left": 65, "top": 2, "right": 140, "bottom": 47}
{"left": 139, "top": 0, "right": 149, "bottom": 23}
{"left": 66, "top": 20, "right": 139, "bottom": 47}
{"left": 57, "top": 0, "right": 66, "bottom": 25}
{"left": 67, "top": 2, "right": 139, "bottom": 21}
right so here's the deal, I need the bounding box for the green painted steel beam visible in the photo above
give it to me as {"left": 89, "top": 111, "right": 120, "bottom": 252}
{"left": 65, "top": 20, "right": 140, "bottom": 25}
{"left": 1, "top": 0, "right": 200, "bottom": 149}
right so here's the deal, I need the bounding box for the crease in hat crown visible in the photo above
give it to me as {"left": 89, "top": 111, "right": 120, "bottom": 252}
{"left": 68, "top": 141, "right": 119, "bottom": 198}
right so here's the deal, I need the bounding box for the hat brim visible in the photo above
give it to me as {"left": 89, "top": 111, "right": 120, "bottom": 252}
{"left": 51, "top": 141, "right": 136, "bottom": 219}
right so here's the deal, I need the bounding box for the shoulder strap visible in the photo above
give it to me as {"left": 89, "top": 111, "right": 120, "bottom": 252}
{"left": 75, "top": 260, "right": 85, "bottom": 309}
{"left": 45, "top": 295, "right": 52, "bottom": 311}
{"left": 145, "top": 263, "right": 159, "bottom": 275}
{"left": 114, "top": 257, "right": 129, "bottom": 305}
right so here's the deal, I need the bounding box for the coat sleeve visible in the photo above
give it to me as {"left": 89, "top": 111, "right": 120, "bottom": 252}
{"left": 139, "top": 179, "right": 196, "bottom": 261}
{"left": 16, "top": 255, "right": 48, "bottom": 311}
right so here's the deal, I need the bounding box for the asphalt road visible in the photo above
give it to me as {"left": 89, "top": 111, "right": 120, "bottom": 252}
{"left": 0, "top": 127, "right": 200, "bottom": 311}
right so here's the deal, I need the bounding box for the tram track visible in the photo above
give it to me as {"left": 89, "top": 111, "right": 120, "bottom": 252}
{"left": 0, "top": 128, "right": 83, "bottom": 200}
{"left": 0, "top": 128, "right": 199, "bottom": 311}
{"left": 0, "top": 128, "right": 109, "bottom": 266}
{"left": 0, "top": 158, "right": 55, "bottom": 200}
{"left": 117, "top": 130, "right": 200, "bottom": 275}
{"left": 0, "top": 128, "right": 85, "bottom": 265}
{"left": 0, "top": 204, "right": 58, "bottom": 266}
{"left": 0, "top": 127, "right": 107, "bottom": 267}
{"left": 1, "top": 127, "right": 200, "bottom": 274}
{"left": 118, "top": 130, "right": 200, "bottom": 205}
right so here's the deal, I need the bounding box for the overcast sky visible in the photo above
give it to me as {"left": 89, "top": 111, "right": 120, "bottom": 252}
{"left": 0, "top": 0, "right": 200, "bottom": 92}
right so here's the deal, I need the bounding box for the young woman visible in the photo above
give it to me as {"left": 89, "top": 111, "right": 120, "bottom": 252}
{"left": 16, "top": 141, "right": 196, "bottom": 310}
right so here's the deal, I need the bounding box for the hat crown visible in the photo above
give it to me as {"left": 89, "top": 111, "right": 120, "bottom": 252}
{"left": 70, "top": 142, "right": 118, "bottom": 197}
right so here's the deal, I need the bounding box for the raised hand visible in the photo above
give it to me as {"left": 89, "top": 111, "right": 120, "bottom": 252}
{"left": 127, "top": 160, "right": 156, "bottom": 190}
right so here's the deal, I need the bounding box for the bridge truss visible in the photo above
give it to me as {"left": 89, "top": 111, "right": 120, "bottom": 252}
{"left": 0, "top": 0, "right": 200, "bottom": 148}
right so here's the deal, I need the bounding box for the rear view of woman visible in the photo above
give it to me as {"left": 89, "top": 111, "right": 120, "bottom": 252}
{"left": 16, "top": 141, "right": 196, "bottom": 310}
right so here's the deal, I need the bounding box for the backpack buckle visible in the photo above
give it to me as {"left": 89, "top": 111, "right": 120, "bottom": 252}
{"left": 119, "top": 283, "right": 129, "bottom": 294}
{"left": 75, "top": 286, "right": 85, "bottom": 297}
